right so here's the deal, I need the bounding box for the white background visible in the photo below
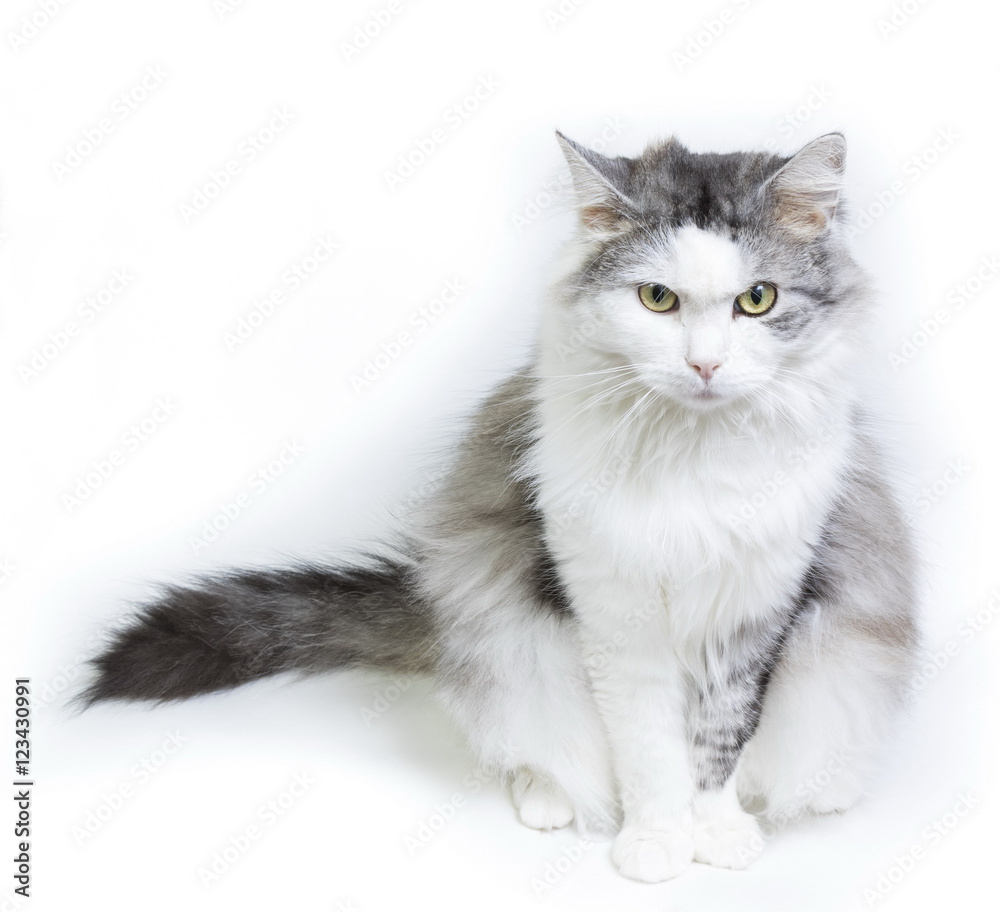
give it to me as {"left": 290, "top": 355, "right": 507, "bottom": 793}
{"left": 2, "top": 0, "right": 998, "bottom": 910}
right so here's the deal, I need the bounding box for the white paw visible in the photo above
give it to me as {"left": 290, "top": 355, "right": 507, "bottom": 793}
{"left": 511, "top": 769, "right": 574, "bottom": 831}
{"left": 693, "top": 808, "right": 764, "bottom": 870}
{"left": 612, "top": 825, "right": 694, "bottom": 883}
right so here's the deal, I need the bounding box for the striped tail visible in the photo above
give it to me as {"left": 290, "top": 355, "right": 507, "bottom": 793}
{"left": 82, "top": 557, "right": 435, "bottom": 705}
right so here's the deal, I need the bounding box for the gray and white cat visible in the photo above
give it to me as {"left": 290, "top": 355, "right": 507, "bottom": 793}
{"left": 84, "top": 131, "right": 918, "bottom": 883}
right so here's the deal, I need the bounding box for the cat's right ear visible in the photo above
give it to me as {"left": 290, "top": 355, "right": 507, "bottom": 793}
{"left": 556, "top": 132, "right": 635, "bottom": 235}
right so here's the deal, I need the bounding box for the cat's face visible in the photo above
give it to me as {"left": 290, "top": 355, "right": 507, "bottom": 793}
{"left": 552, "top": 133, "right": 868, "bottom": 410}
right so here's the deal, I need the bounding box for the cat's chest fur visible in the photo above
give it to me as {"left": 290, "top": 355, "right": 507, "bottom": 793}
{"left": 532, "top": 387, "right": 851, "bottom": 638}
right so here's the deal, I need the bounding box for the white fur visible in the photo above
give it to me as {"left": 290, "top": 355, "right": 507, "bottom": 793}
{"left": 426, "top": 572, "right": 619, "bottom": 834}
{"left": 737, "top": 611, "right": 901, "bottom": 820}
{"left": 530, "top": 226, "right": 863, "bottom": 879}
{"left": 511, "top": 768, "right": 575, "bottom": 830}
{"left": 415, "top": 215, "right": 909, "bottom": 882}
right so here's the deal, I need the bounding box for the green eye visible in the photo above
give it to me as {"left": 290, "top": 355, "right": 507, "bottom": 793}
{"left": 638, "top": 283, "right": 679, "bottom": 313}
{"left": 734, "top": 282, "right": 778, "bottom": 316}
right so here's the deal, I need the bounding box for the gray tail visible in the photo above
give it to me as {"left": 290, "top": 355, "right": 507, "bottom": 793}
{"left": 81, "top": 556, "right": 435, "bottom": 706}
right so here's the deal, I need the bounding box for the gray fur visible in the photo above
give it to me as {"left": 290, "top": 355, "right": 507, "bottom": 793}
{"left": 84, "top": 131, "right": 918, "bottom": 856}
{"left": 689, "top": 420, "right": 919, "bottom": 792}
{"left": 558, "top": 132, "right": 869, "bottom": 348}
{"left": 82, "top": 558, "right": 436, "bottom": 705}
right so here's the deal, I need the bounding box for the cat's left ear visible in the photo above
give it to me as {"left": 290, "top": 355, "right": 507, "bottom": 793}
{"left": 767, "top": 132, "right": 846, "bottom": 240}
{"left": 556, "top": 131, "right": 635, "bottom": 235}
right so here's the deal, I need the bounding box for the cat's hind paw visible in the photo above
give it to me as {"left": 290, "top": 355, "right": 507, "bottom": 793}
{"left": 511, "top": 768, "right": 574, "bottom": 831}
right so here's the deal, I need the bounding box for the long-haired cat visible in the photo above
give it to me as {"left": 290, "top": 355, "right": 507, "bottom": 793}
{"left": 83, "top": 130, "right": 918, "bottom": 883}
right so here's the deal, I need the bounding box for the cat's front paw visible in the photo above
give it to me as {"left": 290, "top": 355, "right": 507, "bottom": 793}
{"left": 693, "top": 808, "right": 764, "bottom": 870}
{"left": 612, "top": 825, "right": 694, "bottom": 883}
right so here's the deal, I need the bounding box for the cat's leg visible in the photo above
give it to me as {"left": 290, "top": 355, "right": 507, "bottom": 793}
{"left": 686, "top": 652, "right": 777, "bottom": 870}
{"left": 596, "top": 648, "right": 697, "bottom": 883}
{"left": 434, "top": 607, "right": 619, "bottom": 835}
{"left": 573, "top": 573, "right": 794, "bottom": 880}
{"left": 568, "top": 582, "right": 699, "bottom": 883}
{"left": 736, "top": 605, "right": 914, "bottom": 825}
{"left": 580, "top": 592, "right": 800, "bottom": 878}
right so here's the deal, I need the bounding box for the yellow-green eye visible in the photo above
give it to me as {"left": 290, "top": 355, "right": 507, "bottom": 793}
{"left": 638, "top": 283, "right": 679, "bottom": 313}
{"left": 734, "top": 282, "right": 778, "bottom": 316}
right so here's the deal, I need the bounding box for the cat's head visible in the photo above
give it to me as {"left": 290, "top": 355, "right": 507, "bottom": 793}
{"left": 546, "top": 131, "right": 869, "bottom": 411}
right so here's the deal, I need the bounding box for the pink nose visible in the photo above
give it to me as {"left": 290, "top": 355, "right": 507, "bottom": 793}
{"left": 687, "top": 359, "right": 721, "bottom": 380}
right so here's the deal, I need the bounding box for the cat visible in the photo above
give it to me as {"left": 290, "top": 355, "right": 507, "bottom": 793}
{"left": 82, "top": 130, "right": 918, "bottom": 883}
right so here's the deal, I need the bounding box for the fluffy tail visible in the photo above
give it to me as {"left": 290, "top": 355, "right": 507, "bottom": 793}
{"left": 82, "top": 556, "right": 435, "bottom": 706}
